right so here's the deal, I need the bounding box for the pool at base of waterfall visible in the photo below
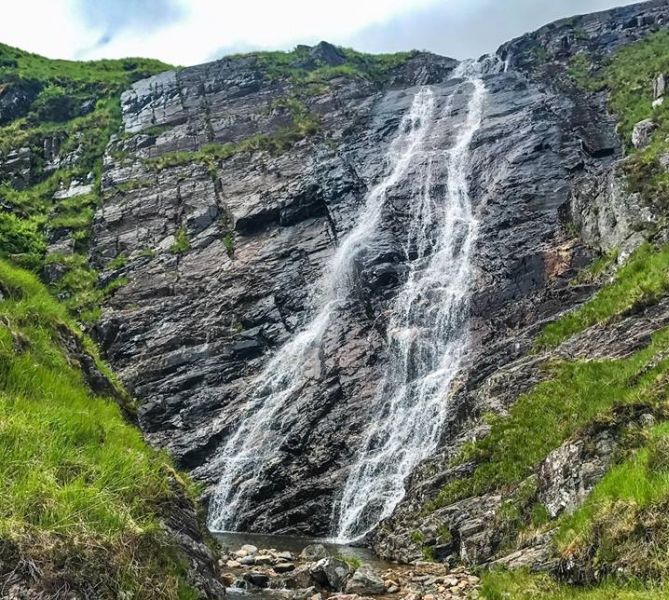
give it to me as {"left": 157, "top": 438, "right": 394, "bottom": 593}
{"left": 213, "top": 531, "right": 389, "bottom": 568}
{"left": 213, "top": 532, "right": 481, "bottom": 599}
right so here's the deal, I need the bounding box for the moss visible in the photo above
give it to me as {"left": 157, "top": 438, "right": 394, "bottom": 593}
{"left": 170, "top": 227, "right": 190, "bottom": 255}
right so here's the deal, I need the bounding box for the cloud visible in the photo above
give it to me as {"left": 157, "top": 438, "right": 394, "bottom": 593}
{"left": 74, "top": 0, "right": 185, "bottom": 35}
{"left": 72, "top": 0, "right": 185, "bottom": 55}
{"left": 345, "top": 0, "right": 641, "bottom": 59}
{"left": 0, "top": 0, "right": 645, "bottom": 66}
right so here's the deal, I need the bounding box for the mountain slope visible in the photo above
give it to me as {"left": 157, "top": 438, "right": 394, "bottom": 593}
{"left": 3, "top": 1, "right": 669, "bottom": 598}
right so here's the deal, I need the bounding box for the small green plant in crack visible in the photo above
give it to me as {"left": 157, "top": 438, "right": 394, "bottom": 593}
{"left": 170, "top": 227, "right": 190, "bottom": 255}
{"left": 410, "top": 529, "right": 425, "bottom": 544}
{"left": 223, "top": 231, "right": 235, "bottom": 258}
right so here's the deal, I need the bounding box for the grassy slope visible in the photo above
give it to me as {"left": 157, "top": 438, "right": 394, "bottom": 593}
{"left": 0, "top": 259, "right": 202, "bottom": 597}
{"left": 0, "top": 45, "right": 213, "bottom": 598}
{"left": 0, "top": 43, "right": 171, "bottom": 322}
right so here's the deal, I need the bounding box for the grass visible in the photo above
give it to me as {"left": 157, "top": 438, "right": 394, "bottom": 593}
{"left": 170, "top": 227, "right": 190, "bottom": 255}
{"left": 0, "top": 259, "right": 201, "bottom": 597}
{"left": 535, "top": 244, "right": 669, "bottom": 350}
{"left": 248, "top": 45, "right": 418, "bottom": 84}
{"left": 0, "top": 43, "right": 170, "bottom": 325}
{"left": 430, "top": 327, "right": 669, "bottom": 510}
{"left": 481, "top": 570, "right": 669, "bottom": 599}
{"left": 555, "top": 422, "right": 669, "bottom": 581}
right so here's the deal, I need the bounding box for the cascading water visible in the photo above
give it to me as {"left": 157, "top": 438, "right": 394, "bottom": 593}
{"left": 208, "top": 87, "right": 438, "bottom": 532}
{"left": 335, "top": 66, "right": 487, "bottom": 542}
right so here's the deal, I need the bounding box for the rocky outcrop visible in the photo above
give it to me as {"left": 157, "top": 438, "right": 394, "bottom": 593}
{"left": 83, "top": 0, "right": 669, "bottom": 566}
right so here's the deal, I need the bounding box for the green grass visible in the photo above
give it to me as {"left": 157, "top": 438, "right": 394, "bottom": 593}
{"left": 535, "top": 244, "right": 669, "bottom": 350}
{"left": 0, "top": 259, "right": 201, "bottom": 597}
{"left": 555, "top": 422, "right": 669, "bottom": 581}
{"left": 170, "top": 227, "right": 190, "bottom": 255}
{"left": 0, "top": 47, "right": 169, "bottom": 326}
{"left": 430, "top": 327, "right": 669, "bottom": 510}
{"left": 248, "top": 45, "right": 418, "bottom": 83}
{"left": 481, "top": 570, "right": 669, "bottom": 599}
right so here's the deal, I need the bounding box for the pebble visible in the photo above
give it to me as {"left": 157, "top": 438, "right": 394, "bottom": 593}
{"left": 226, "top": 560, "right": 242, "bottom": 568}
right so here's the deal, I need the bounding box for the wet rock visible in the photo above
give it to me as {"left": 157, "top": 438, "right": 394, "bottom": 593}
{"left": 245, "top": 572, "right": 270, "bottom": 588}
{"left": 309, "top": 557, "right": 351, "bottom": 591}
{"left": 275, "top": 562, "right": 296, "bottom": 573}
{"left": 345, "top": 566, "right": 385, "bottom": 595}
{"left": 300, "top": 544, "right": 329, "bottom": 561}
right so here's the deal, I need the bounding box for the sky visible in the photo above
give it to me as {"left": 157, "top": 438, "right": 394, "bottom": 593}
{"left": 0, "top": 0, "right": 642, "bottom": 67}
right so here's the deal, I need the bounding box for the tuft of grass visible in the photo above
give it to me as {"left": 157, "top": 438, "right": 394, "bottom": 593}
{"left": 555, "top": 421, "right": 669, "bottom": 581}
{"left": 170, "top": 227, "right": 190, "bottom": 255}
{"left": 481, "top": 570, "right": 669, "bottom": 600}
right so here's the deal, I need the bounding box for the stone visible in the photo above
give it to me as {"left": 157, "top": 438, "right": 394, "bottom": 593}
{"left": 654, "top": 73, "right": 667, "bottom": 99}
{"left": 345, "top": 566, "right": 386, "bottom": 595}
{"left": 309, "top": 558, "right": 351, "bottom": 591}
{"left": 300, "top": 544, "right": 329, "bottom": 561}
{"left": 285, "top": 565, "right": 314, "bottom": 589}
{"left": 254, "top": 554, "right": 274, "bottom": 565}
{"left": 632, "top": 118, "right": 657, "bottom": 148}
{"left": 226, "top": 559, "right": 241, "bottom": 568}
{"left": 241, "top": 544, "right": 259, "bottom": 555}
{"left": 245, "top": 572, "right": 270, "bottom": 588}
{"left": 275, "top": 562, "right": 296, "bottom": 573}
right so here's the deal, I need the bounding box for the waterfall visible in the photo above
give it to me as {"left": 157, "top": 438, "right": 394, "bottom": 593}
{"left": 208, "top": 87, "right": 438, "bottom": 532}
{"left": 335, "top": 66, "right": 486, "bottom": 542}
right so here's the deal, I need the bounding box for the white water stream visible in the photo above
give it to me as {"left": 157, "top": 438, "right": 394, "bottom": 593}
{"left": 209, "top": 86, "right": 437, "bottom": 532}
{"left": 336, "top": 66, "right": 486, "bottom": 541}
{"left": 209, "top": 64, "right": 486, "bottom": 539}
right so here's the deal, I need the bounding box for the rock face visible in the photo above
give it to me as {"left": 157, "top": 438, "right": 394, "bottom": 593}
{"left": 88, "top": 0, "right": 669, "bottom": 554}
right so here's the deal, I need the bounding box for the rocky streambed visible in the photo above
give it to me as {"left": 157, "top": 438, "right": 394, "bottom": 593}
{"left": 215, "top": 537, "right": 481, "bottom": 600}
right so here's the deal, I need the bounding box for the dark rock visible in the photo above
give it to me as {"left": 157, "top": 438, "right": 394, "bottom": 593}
{"left": 274, "top": 562, "right": 296, "bottom": 573}
{"left": 309, "top": 558, "right": 351, "bottom": 591}
{"left": 245, "top": 572, "right": 270, "bottom": 588}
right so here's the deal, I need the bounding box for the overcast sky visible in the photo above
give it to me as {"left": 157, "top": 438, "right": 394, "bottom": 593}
{"left": 0, "top": 0, "right": 641, "bottom": 66}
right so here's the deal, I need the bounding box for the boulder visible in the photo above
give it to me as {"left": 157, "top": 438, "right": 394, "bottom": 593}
{"left": 300, "top": 544, "right": 329, "bottom": 561}
{"left": 245, "top": 572, "right": 270, "bottom": 588}
{"left": 345, "top": 566, "right": 386, "bottom": 595}
{"left": 632, "top": 118, "right": 656, "bottom": 148}
{"left": 309, "top": 557, "right": 351, "bottom": 591}
{"left": 275, "top": 562, "right": 296, "bottom": 573}
{"left": 284, "top": 565, "right": 314, "bottom": 589}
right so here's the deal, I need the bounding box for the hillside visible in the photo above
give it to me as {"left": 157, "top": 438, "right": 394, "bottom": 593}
{"left": 3, "top": 1, "right": 669, "bottom": 598}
